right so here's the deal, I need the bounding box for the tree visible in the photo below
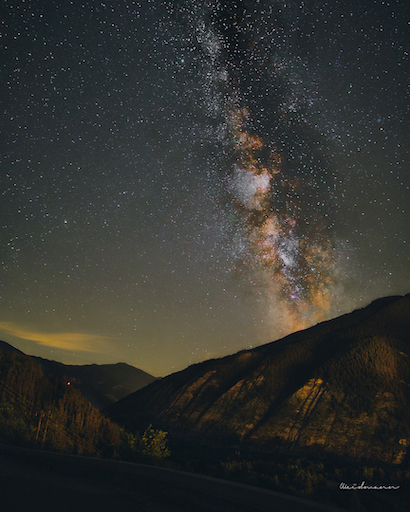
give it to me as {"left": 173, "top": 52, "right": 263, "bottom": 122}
{"left": 140, "top": 424, "right": 170, "bottom": 461}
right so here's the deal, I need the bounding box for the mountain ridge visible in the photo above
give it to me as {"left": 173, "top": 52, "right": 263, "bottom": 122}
{"left": 106, "top": 293, "right": 410, "bottom": 464}
{"left": 0, "top": 340, "right": 157, "bottom": 408}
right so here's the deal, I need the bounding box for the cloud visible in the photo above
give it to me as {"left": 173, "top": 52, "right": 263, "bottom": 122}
{"left": 0, "top": 322, "right": 112, "bottom": 353}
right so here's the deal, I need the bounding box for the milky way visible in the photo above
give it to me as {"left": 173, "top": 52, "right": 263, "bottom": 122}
{"left": 178, "top": 0, "right": 347, "bottom": 330}
{"left": 1, "top": 0, "right": 409, "bottom": 375}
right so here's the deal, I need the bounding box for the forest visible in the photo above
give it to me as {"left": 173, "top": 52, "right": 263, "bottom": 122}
{"left": 0, "top": 348, "right": 169, "bottom": 462}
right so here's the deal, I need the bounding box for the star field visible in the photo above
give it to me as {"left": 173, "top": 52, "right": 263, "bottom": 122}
{"left": 1, "top": 0, "right": 409, "bottom": 376}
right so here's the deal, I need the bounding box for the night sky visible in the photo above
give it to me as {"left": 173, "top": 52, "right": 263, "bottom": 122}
{"left": 1, "top": 0, "right": 409, "bottom": 377}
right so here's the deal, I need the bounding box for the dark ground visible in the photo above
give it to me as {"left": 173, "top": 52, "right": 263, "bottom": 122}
{"left": 0, "top": 444, "right": 347, "bottom": 512}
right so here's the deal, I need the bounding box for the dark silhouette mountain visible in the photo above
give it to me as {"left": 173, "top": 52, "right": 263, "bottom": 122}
{"left": 33, "top": 358, "right": 158, "bottom": 409}
{"left": 106, "top": 293, "right": 410, "bottom": 464}
{"left": 0, "top": 340, "right": 157, "bottom": 408}
{"left": 0, "top": 340, "right": 25, "bottom": 355}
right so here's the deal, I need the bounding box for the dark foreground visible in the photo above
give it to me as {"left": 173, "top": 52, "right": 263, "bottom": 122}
{"left": 0, "top": 444, "right": 346, "bottom": 512}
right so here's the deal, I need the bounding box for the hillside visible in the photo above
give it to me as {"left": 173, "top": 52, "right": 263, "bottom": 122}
{"left": 0, "top": 341, "right": 157, "bottom": 408}
{"left": 106, "top": 294, "right": 410, "bottom": 464}
{"left": 0, "top": 348, "right": 128, "bottom": 456}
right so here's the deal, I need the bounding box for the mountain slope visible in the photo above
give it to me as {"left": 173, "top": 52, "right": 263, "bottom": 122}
{"left": 0, "top": 340, "right": 25, "bottom": 356}
{"left": 106, "top": 294, "right": 410, "bottom": 464}
{"left": 0, "top": 341, "right": 157, "bottom": 408}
